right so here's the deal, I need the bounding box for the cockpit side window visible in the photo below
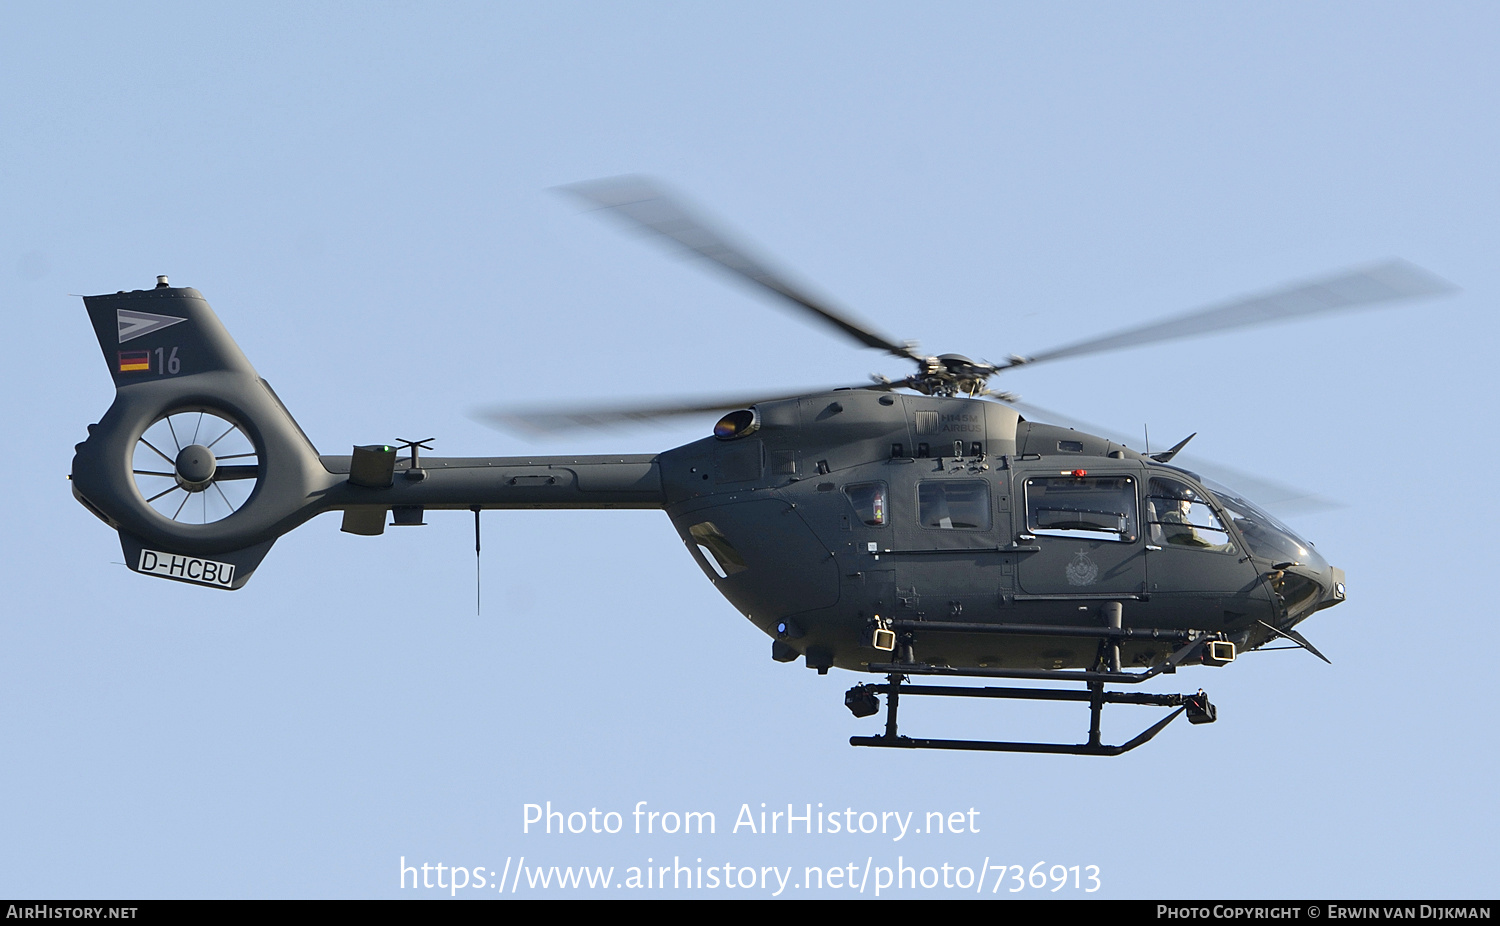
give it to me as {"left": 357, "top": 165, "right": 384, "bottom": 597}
{"left": 1024, "top": 475, "right": 1137, "bottom": 542}
{"left": 1145, "top": 478, "right": 1235, "bottom": 554}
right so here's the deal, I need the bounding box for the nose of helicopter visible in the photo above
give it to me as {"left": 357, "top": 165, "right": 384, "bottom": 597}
{"left": 1196, "top": 478, "right": 1345, "bottom": 623}
{"left": 1275, "top": 560, "right": 1346, "bottom": 630}
{"left": 1307, "top": 562, "right": 1346, "bottom": 610}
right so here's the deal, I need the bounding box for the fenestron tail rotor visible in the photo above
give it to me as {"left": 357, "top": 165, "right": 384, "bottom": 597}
{"left": 131, "top": 410, "right": 261, "bottom": 524}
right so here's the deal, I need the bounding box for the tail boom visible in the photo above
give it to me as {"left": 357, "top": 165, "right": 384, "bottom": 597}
{"left": 72, "top": 281, "right": 665, "bottom": 589}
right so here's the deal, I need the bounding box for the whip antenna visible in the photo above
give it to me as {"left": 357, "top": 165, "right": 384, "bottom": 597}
{"left": 473, "top": 507, "right": 482, "bottom": 615}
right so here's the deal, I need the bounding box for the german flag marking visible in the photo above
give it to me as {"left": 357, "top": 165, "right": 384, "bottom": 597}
{"left": 118, "top": 350, "right": 150, "bottom": 372}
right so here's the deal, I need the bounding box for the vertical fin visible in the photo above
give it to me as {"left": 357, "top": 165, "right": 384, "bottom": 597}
{"left": 84, "top": 283, "right": 258, "bottom": 387}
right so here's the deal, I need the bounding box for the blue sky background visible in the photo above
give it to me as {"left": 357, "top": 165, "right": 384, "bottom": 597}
{"left": 2, "top": 2, "right": 1495, "bottom": 899}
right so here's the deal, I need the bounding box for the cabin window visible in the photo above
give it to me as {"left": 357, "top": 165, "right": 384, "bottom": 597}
{"left": 1144, "top": 478, "right": 1234, "bottom": 554}
{"left": 917, "top": 481, "right": 991, "bottom": 530}
{"left": 688, "top": 521, "right": 748, "bottom": 578}
{"left": 1025, "top": 475, "right": 1137, "bottom": 542}
{"left": 843, "top": 482, "right": 887, "bottom": 526}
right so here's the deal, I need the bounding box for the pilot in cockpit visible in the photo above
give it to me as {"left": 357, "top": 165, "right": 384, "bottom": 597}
{"left": 1148, "top": 480, "right": 1234, "bottom": 553}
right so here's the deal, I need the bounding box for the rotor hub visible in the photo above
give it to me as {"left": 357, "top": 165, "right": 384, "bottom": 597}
{"left": 174, "top": 444, "right": 217, "bottom": 491}
{"left": 906, "top": 353, "right": 998, "bottom": 397}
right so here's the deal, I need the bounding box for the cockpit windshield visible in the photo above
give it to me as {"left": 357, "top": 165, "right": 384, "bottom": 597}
{"left": 1199, "top": 477, "right": 1328, "bottom": 571}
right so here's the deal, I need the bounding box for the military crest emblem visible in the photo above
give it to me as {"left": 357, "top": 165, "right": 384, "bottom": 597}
{"left": 1065, "top": 549, "right": 1099, "bottom": 587}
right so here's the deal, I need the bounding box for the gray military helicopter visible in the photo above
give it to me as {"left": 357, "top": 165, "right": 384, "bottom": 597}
{"left": 70, "top": 178, "right": 1453, "bottom": 755}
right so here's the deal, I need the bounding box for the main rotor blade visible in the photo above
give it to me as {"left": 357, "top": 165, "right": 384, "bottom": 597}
{"left": 561, "top": 176, "right": 920, "bottom": 362}
{"left": 1002, "top": 399, "right": 1340, "bottom": 515}
{"left": 1008, "top": 260, "right": 1455, "bottom": 369}
{"left": 477, "top": 382, "right": 900, "bottom": 435}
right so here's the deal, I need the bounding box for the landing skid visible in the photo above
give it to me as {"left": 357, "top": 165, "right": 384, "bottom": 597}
{"left": 843, "top": 614, "right": 1224, "bottom": 755}
{"left": 847, "top": 675, "right": 1215, "bottom": 756}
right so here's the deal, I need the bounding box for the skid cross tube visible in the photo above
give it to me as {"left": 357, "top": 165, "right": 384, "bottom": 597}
{"left": 848, "top": 673, "right": 1211, "bottom": 756}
